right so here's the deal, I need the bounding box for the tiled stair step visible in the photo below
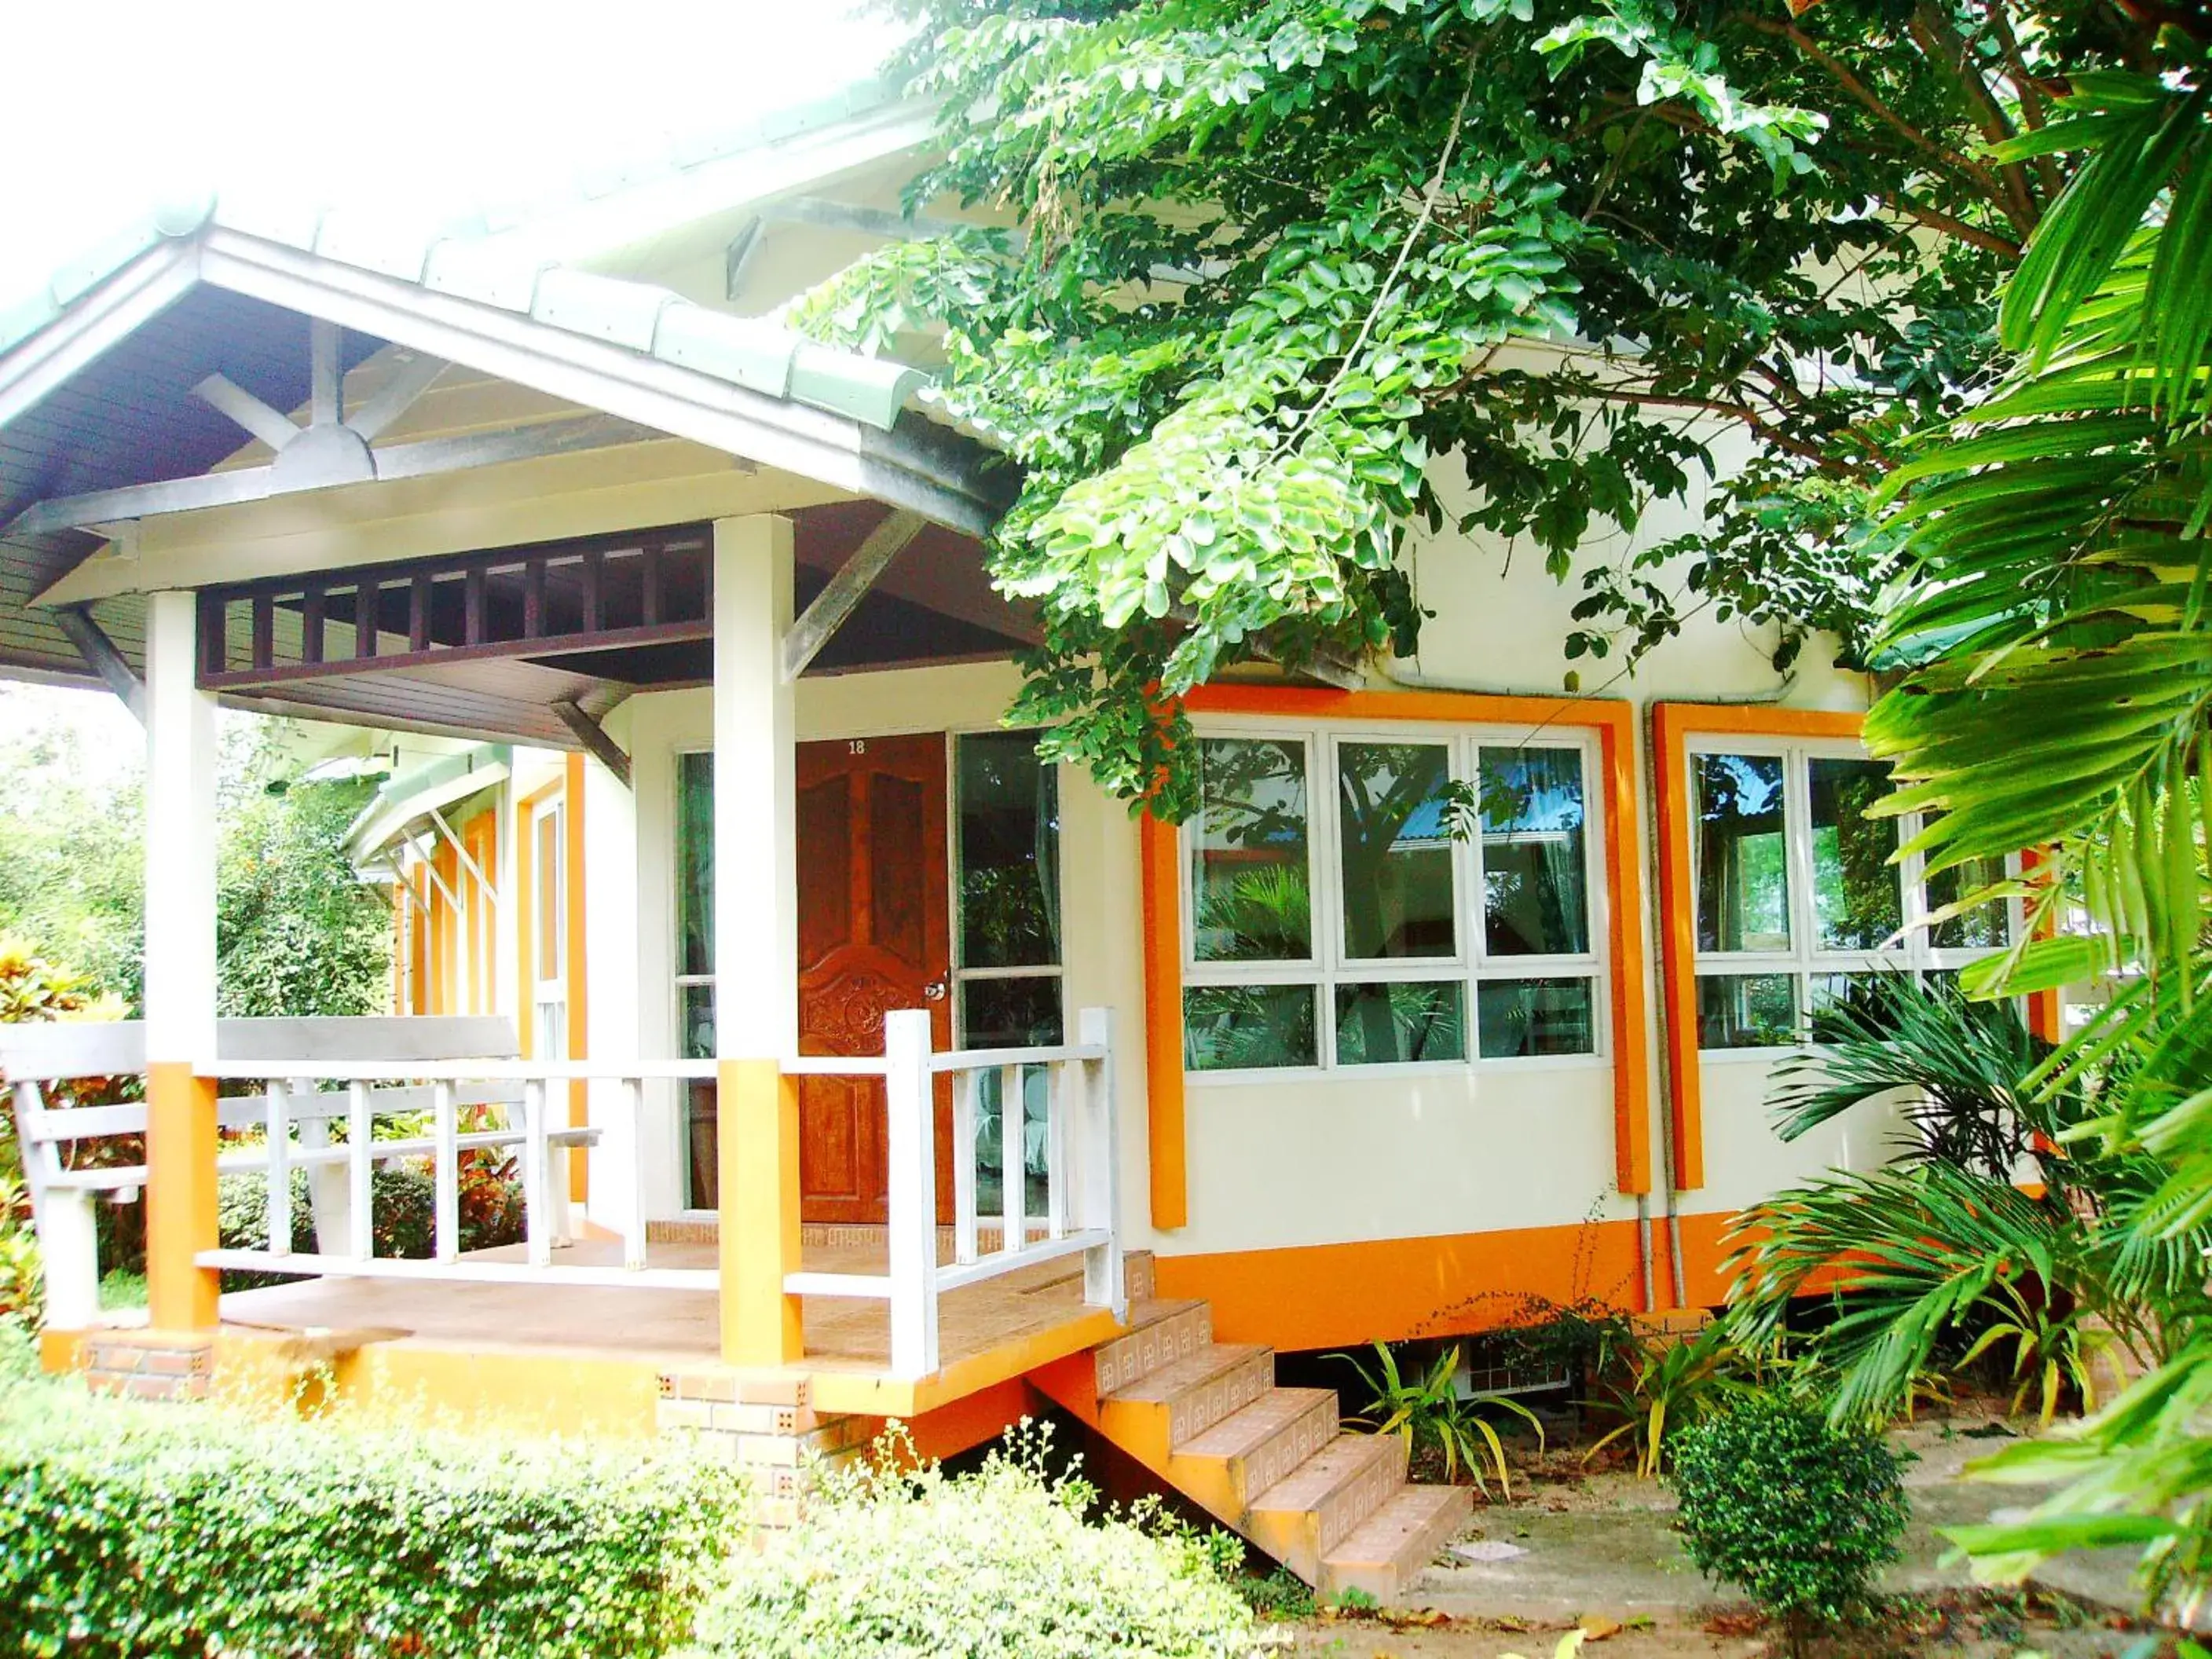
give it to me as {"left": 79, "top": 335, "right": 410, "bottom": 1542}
{"left": 1093, "top": 1299, "right": 1211, "bottom": 1396}
{"left": 1103, "top": 1342, "right": 1274, "bottom": 1448}
{"left": 1245, "top": 1431, "right": 1409, "bottom": 1582}
{"left": 1319, "top": 1485, "right": 1472, "bottom": 1604}
{"left": 1122, "top": 1249, "right": 1157, "bottom": 1302}
{"left": 1167, "top": 1386, "right": 1339, "bottom": 1526}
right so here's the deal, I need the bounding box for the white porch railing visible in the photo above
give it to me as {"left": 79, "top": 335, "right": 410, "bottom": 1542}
{"left": 788, "top": 1006, "right": 1125, "bottom": 1381}
{"left": 5, "top": 1007, "right": 1125, "bottom": 1382}
{"left": 188, "top": 1059, "right": 715, "bottom": 1292}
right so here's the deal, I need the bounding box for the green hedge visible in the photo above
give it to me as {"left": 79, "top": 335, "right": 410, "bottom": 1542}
{"left": 0, "top": 1372, "right": 746, "bottom": 1657}
{"left": 691, "top": 1424, "right": 1257, "bottom": 1658}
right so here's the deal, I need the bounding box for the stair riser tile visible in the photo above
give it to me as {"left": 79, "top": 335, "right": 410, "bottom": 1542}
{"left": 1166, "top": 1352, "right": 1274, "bottom": 1445}
{"left": 1320, "top": 1489, "right": 1473, "bottom": 1606}
{"left": 1313, "top": 1434, "right": 1408, "bottom": 1553}
{"left": 1232, "top": 1400, "right": 1339, "bottom": 1514}
{"left": 1093, "top": 1305, "right": 1210, "bottom": 1395}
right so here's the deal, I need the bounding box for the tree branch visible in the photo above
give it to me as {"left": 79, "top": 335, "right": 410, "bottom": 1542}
{"left": 1884, "top": 192, "right": 2024, "bottom": 258}
{"left": 1983, "top": 0, "right": 2067, "bottom": 200}
{"left": 1732, "top": 13, "right": 2013, "bottom": 209}
{"left": 1909, "top": 1, "right": 2040, "bottom": 233}
{"left": 1560, "top": 386, "right": 1863, "bottom": 477}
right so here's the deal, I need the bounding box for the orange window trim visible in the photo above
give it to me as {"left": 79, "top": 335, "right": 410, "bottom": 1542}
{"left": 2017, "top": 847, "right": 2064, "bottom": 1042}
{"left": 1651, "top": 702, "right": 1866, "bottom": 1192}
{"left": 1137, "top": 684, "right": 1656, "bottom": 1235}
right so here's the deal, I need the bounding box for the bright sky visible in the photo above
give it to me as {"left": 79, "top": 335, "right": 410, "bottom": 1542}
{"left": 0, "top": 1, "right": 906, "bottom": 302}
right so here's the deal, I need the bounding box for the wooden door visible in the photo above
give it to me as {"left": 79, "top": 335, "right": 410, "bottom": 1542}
{"left": 796, "top": 733, "right": 952, "bottom": 1224}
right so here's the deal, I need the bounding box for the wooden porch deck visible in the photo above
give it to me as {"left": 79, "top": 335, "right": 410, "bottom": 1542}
{"left": 211, "top": 1232, "right": 1123, "bottom": 1428}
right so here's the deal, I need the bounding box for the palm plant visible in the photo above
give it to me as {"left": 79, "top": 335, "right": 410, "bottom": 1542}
{"left": 1857, "top": 60, "right": 2212, "bottom": 1610}
{"left": 1583, "top": 1320, "right": 1757, "bottom": 1478}
{"left": 1337, "top": 1341, "right": 1544, "bottom": 1498}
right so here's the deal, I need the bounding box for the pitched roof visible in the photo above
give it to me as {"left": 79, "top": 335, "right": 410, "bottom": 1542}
{"left": 0, "top": 193, "right": 928, "bottom": 434}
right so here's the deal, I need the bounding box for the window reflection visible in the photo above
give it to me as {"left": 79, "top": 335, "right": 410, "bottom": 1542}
{"left": 1694, "top": 753, "right": 1789, "bottom": 953}
{"left": 1808, "top": 757, "right": 1900, "bottom": 950}
{"left": 1481, "top": 746, "right": 1589, "bottom": 957}
{"left": 1338, "top": 742, "right": 1455, "bottom": 961}
{"left": 1192, "top": 738, "right": 1313, "bottom": 963}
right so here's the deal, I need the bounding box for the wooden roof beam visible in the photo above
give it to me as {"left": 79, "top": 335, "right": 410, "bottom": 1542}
{"left": 782, "top": 507, "right": 926, "bottom": 681}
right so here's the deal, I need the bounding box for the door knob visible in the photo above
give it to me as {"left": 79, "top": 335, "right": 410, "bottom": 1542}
{"left": 923, "top": 980, "right": 948, "bottom": 1002}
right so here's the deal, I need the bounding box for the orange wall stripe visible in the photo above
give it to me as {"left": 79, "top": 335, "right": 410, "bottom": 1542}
{"left": 1155, "top": 1218, "right": 1656, "bottom": 1352}
{"left": 1650, "top": 703, "right": 1866, "bottom": 1194}
{"left": 1134, "top": 685, "right": 1657, "bottom": 1230}
{"left": 564, "top": 753, "right": 591, "bottom": 1205}
{"left": 1138, "top": 811, "right": 1187, "bottom": 1230}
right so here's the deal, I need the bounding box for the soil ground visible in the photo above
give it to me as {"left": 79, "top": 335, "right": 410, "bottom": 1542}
{"left": 1271, "top": 1404, "right": 2180, "bottom": 1659}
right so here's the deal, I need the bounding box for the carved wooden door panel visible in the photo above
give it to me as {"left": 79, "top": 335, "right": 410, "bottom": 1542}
{"left": 795, "top": 733, "right": 952, "bottom": 1224}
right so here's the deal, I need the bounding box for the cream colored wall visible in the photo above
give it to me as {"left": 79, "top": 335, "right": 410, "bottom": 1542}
{"left": 598, "top": 663, "right": 1152, "bottom": 1229}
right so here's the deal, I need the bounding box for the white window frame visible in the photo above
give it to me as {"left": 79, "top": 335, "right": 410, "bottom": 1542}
{"left": 950, "top": 727, "right": 1067, "bottom": 1052}
{"left": 1179, "top": 716, "right": 1611, "bottom": 1082}
{"left": 529, "top": 794, "right": 568, "bottom": 1064}
{"left": 1687, "top": 734, "right": 2021, "bottom": 1057}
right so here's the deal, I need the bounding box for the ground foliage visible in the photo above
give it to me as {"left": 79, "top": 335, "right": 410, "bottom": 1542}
{"left": 0, "top": 1368, "right": 745, "bottom": 1658}
{"left": 690, "top": 1421, "right": 1257, "bottom": 1657}
{"left": 804, "top": 0, "right": 2159, "bottom": 810}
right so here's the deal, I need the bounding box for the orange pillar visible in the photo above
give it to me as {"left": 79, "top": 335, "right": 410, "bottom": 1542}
{"left": 145, "top": 1062, "right": 221, "bottom": 1330}
{"left": 718, "top": 1059, "right": 803, "bottom": 1366}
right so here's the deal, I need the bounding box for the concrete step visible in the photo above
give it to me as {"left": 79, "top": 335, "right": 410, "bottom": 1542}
{"left": 1167, "top": 1386, "right": 1338, "bottom": 1527}
{"left": 1092, "top": 1299, "right": 1211, "bottom": 1397}
{"left": 1245, "top": 1430, "right": 1408, "bottom": 1583}
{"left": 1318, "top": 1485, "right": 1473, "bottom": 1605}
{"left": 1098, "top": 1342, "right": 1273, "bottom": 1470}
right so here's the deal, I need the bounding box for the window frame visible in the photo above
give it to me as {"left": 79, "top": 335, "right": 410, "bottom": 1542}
{"left": 1687, "top": 733, "right": 2021, "bottom": 1057}
{"left": 950, "top": 727, "right": 1068, "bottom": 1052}
{"left": 1178, "top": 715, "right": 1611, "bottom": 1081}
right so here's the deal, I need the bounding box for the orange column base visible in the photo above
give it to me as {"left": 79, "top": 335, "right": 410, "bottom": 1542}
{"left": 145, "top": 1061, "right": 220, "bottom": 1333}
{"left": 718, "top": 1058, "right": 804, "bottom": 1368}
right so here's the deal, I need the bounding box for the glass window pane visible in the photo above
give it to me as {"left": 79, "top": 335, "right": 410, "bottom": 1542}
{"left": 1808, "top": 971, "right": 1887, "bottom": 1022}
{"left": 680, "top": 983, "right": 718, "bottom": 1208}
{"left": 1335, "top": 981, "right": 1466, "bottom": 1064}
{"left": 1476, "top": 977, "right": 1596, "bottom": 1057}
{"left": 1694, "top": 754, "right": 1790, "bottom": 953}
{"left": 1809, "top": 757, "right": 1902, "bottom": 950}
{"left": 1928, "top": 849, "right": 2011, "bottom": 950}
{"left": 677, "top": 753, "right": 714, "bottom": 978}
{"left": 1338, "top": 742, "right": 1456, "bottom": 960}
{"left": 535, "top": 808, "right": 562, "bottom": 982}
{"left": 1192, "top": 738, "right": 1312, "bottom": 962}
{"left": 959, "top": 974, "right": 1064, "bottom": 1049}
{"left": 958, "top": 732, "right": 1061, "bottom": 970}
{"left": 1481, "top": 746, "right": 1590, "bottom": 957}
{"left": 1183, "top": 983, "right": 1318, "bottom": 1071}
{"left": 1696, "top": 973, "right": 1800, "bottom": 1048}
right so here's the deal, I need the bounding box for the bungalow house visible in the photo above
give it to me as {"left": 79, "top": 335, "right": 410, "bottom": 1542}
{"left": 0, "top": 77, "right": 2049, "bottom": 1596}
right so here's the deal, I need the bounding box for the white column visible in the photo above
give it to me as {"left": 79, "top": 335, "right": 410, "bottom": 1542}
{"left": 710, "top": 514, "right": 804, "bottom": 1367}
{"left": 710, "top": 515, "right": 797, "bottom": 1060}
{"left": 143, "top": 589, "right": 218, "bottom": 1064}
{"left": 141, "top": 588, "right": 222, "bottom": 1331}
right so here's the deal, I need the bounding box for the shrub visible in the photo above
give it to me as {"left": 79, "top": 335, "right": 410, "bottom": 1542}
{"left": 691, "top": 1423, "right": 1257, "bottom": 1657}
{"left": 216, "top": 1155, "right": 525, "bottom": 1286}
{"left": 0, "top": 1378, "right": 745, "bottom": 1657}
{"left": 1671, "top": 1397, "right": 1908, "bottom": 1648}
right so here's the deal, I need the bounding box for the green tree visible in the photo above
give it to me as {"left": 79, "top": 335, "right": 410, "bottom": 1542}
{"left": 806, "top": 0, "right": 2157, "bottom": 811}
{"left": 0, "top": 692, "right": 391, "bottom": 1019}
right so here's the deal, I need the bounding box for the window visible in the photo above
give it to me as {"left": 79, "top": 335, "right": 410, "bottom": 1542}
{"left": 1690, "top": 741, "right": 2014, "bottom": 1049}
{"left": 675, "top": 752, "right": 718, "bottom": 1207}
{"left": 955, "top": 731, "right": 1064, "bottom": 1221}
{"left": 1181, "top": 727, "right": 1603, "bottom": 1073}
{"left": 529, "top": 797, "right": 567, "bottom": 1063}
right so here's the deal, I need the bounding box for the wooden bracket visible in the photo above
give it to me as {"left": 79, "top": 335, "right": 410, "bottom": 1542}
{"left": 552, "top": 699, "right": 632, "bottom": 789}
{"left": 53, "top": 606, "right": 145, "bottom": 723}
{"left": 781, "top": 509, "right": 927, "bottom": 681}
